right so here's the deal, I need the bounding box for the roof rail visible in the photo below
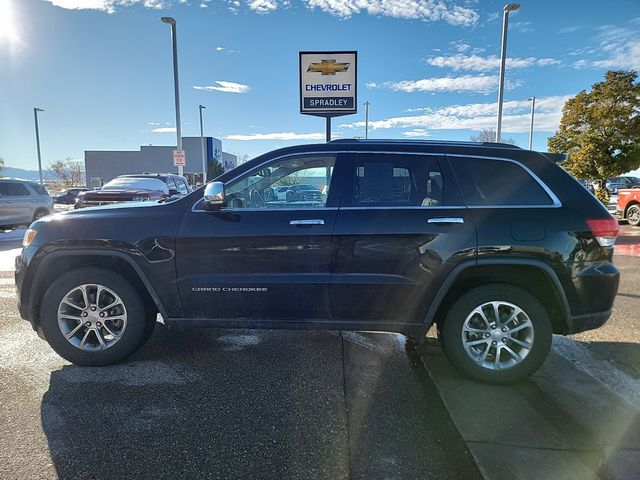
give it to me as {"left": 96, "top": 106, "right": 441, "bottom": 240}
{"left": 328, "top": 138, "right": 521, "bottom": 149}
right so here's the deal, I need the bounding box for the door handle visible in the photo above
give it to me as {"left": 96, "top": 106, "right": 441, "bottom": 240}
{"left": 427, "top": 217, "right": 464, "bottom": 224}
{"left": 290, "top": 219, "right": 325, "bottom": 225}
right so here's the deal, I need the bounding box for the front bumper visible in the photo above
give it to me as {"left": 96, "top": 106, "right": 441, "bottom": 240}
{"left": 14, "top": 253, "right": 35, "bottom": 329}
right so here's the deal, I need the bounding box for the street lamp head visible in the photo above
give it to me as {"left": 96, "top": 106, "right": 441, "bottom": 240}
{"left": 199, "top": 104, "right": 206, "bottom": 109}
{"left": 34, "top": 107, "right": 44, "bottom": 112}
{"left": 160, "top": 16, "right": 176, "bottom": 25}
{"left": 504, "top": 3, "right": 520, "bottom": 12}
{"left": 527, "top": 96, "right": 534, "bottom": 101}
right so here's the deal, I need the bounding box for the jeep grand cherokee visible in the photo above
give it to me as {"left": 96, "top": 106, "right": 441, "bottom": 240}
{"left": 15, "top": 140, "right": 620, "bottom": 384}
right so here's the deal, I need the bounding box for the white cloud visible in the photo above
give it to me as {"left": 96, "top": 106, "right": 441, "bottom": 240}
{"left": 426, "top": 53, "right": 561, "bottom": 71}
{"left": 43, "top": 0, "right": 168, "bottom": 13}
{"left": 557, "top": 25, "right": 580, "bottom": 34}
{"left": 304, "top": 0, "right": 479, "bottom": 26}
{"left": 591, "top": 39, "right": 640, "bottom": 70}
{"left": 247, "top": 0, "right": 278, "bottom": 13}
{"left": 225, "top": 132, "right": 325, "bottom": 141}
{"left": 572, "top": 25, "right": 640, "bottom": 70}
{"left": 193, "top": 81, "right": 250, "bottom": 93}
{"left": 340, "top": 95, "right": 572, "bottom": 134}
{"left": 449, "top": 41, "right": 470, "bottom": 52}
{"left": 402, "top": 129, "right": 430, "bottom": 138}
{"left": 151, "top": 127, "right": 177, "bottom": 133}
{"left": 369, "top": 75, "right": 516, "bottom": 94}
{"left": 216, "top": 46, "right": 236, "bottom": 54}
{"left": 511, "top": 21, "right": 533, "bottom": 33}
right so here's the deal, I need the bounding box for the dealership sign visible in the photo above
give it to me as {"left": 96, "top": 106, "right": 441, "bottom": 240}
{"left": 299, "top": 51, "right": 357, "bottom": 117}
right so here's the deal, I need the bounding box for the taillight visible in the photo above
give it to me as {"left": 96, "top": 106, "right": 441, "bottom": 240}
{"left": 586, "top": 218, "right": 619, "bottom": 247}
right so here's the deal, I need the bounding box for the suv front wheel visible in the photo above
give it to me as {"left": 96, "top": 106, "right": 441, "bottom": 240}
{"left": 40, "top": 267, "right": 155, "bottom": 366}
{"left": 440, "top": 284, "right": 552, "bottom": 384}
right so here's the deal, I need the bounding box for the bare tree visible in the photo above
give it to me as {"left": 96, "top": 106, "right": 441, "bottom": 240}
{"left": 470, "top": 128, "right": 516, "bottom": 145}
{"left": 49, "top": 158, "right": 85, "bottom": 187}
{"left": 0, "top": 157, "right": 4, "bottom": 174}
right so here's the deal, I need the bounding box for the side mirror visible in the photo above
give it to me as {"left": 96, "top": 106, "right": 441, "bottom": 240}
{"left": 203, "top": 181, "right": 225, "bottom": 209}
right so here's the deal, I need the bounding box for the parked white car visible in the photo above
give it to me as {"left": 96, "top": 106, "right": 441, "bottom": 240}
{"left": 0, "top": 178, "right": 54, "bottom": 229}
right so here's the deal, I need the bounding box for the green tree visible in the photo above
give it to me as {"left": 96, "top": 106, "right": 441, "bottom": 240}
{"left": 206, "top": 159, "right": 224, "bottom": 181}
{"left": 548, "top": 70, "right": 640, "bottom": 202}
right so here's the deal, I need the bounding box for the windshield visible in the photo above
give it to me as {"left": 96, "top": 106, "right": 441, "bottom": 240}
{"left": 102, "top": 177, "right": 169, "bottom": 194}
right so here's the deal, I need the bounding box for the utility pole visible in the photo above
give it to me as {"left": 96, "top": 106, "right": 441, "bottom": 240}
{"left": 33, "top": 107, "right": 45, "bottom": 185}
{"left": 161, "top": 17, "right": 183, "bottom": 176}
{"left": 364, "top": 101, "right": 370, "bottom": 139}
{"left": 199, "top": 104, "right": 207, "bottom": 183}
{"left": 495, "top": 3, "right": 520, "bottom": 142}
{"left": 527, "top": 96, "right": 536, "bottom": 150}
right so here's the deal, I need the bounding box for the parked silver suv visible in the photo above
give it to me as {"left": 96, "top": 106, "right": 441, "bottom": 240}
{"left": 0, "top": 178, "right": 54, "bottom": 229}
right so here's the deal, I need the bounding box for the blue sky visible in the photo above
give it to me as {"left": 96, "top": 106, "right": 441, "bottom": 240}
{"left": 1, "top": 0, "right": 639, "bottom": 171}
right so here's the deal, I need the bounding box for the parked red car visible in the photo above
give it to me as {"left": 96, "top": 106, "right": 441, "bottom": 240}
{"left": 616, "top": 189, "right": 640, "bottom": 226}
{"left": 75, "top": 174, "right": 190, "bottom": 209}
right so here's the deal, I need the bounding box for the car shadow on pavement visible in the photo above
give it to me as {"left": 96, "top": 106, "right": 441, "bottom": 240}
{"left": 40, "top": 326, "right": 482, "bottom": 480}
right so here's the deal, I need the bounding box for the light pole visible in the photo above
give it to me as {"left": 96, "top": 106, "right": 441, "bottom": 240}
{"left": 199, "top": 104, "right": 207, "bottom": 184}
{"left": 364, "top": 101, "right": 370, "bottom": 139}
{"left": 495, "top": 3, "right": 520, "bottom": 143}
{"left": 527, "top": 96, "right": 536, "bottom": 150}
{"left": 160, "top": 16, "right": 183, "bottom": 176}
{"left": 33, "top": 107, "right": 44, "bottom": 185}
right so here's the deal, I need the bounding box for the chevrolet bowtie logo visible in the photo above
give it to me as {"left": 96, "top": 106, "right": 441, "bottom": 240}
{"left": 307, "top": 59, "right": 350, "bottom": 75}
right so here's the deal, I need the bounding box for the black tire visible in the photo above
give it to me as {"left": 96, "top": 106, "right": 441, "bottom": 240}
{"left": 440, "top": 283, "right": 552, "bottom": 384}
{"left": 33, "top": 208, "right": 49, "bottom": 222}
{"left": 627, "top": 205, "right": 640, "bottom": 227}
{"left": 39, "top": 267, "right": 154, "bottom": 366}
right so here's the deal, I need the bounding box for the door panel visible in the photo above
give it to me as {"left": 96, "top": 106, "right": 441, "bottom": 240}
{"left": 176, "top": 153, "right": 347, "bottom": 320}
{"left": 330, "top": 153, "right": 477, "bottom": 324}
{"left": 176, "top": 209, "right": 336, "bottom": 319}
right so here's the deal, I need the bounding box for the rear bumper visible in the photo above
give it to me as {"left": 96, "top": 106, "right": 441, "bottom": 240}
{"left": 568, "top": 310, "right": 612, "bottom": 334}
{"left": 566, "top": 262, "right": 619, "bottom": 333}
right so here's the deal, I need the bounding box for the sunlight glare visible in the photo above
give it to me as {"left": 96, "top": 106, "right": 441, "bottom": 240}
{"left": 0, "top": 0, "right": 23, "bottom": 52}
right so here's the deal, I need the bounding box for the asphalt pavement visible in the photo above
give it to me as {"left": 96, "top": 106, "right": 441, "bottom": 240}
{"left": 0, "top": 222, "right": 638, "bottom": 480}
{"left": 0, "top": 262, "right": 481, "bottom": 480}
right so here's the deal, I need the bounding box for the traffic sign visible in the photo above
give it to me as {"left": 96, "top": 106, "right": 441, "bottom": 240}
{"left": 173, "top": 149, "right": 186, "bottom": 167}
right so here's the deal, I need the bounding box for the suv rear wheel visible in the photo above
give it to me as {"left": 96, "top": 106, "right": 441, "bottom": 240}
{"left": 33, "top": 208, "right": 49, "bottom": 222}
{"left": 40, "top": 267, "right": 154, "bottom": 366}
{"left": 440, "top": 284, "right": 552, "bottom": 384}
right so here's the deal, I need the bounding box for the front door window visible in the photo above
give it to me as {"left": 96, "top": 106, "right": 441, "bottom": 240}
{"left": 225, "top": 155, "right": 335, "bottom": 209}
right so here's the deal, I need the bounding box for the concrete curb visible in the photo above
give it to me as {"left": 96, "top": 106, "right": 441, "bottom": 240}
{"left": 419, "top": 338, "right": 640, "bottom": 480}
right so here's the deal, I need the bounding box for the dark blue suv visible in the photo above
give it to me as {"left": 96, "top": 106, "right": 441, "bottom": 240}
{"left": 15, "top": 140, "right": 620, "bottom": 384}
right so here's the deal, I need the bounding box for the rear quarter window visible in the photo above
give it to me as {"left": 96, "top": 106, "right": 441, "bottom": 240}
{"left": 30, "top": 184, "right": 49, "bottom": 196}
{"left": 449, "top": 156, "right": 554, "bottom": 207}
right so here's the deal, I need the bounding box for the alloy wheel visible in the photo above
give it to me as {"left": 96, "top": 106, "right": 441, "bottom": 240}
{"left": 461, "top": 301, "right": 534, "bottom": 370}
{"left": 57, "top": 283, "right": 128, "bottom": 351}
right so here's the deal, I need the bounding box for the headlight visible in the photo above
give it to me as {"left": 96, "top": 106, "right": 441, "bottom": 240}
{"left": 23, "top": 228, "right": 37, "bottom": 248}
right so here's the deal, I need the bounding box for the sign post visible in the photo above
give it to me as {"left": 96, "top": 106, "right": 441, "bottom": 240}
{"left": 173, "top": 149, "right": 186, "bottom": 169}
{"left": 299, "top": 51, "right": 357, "bottom": 142}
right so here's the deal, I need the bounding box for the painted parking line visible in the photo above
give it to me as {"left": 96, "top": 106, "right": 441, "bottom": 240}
{"left": 615, "top": 244, "right": 640, "bottom": 256}
{"left": 553, "top": 336, "right": 640, "bottom": 411}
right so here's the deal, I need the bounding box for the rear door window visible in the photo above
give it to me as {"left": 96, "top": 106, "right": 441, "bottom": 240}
{"left": 348, "top": 154, "right": 444, "bottom": 207}
{"left": 449, "top": 156, "right": 554, "bottom": 206}
{"left": 6, "top": 183, "right": 31, "bottom": 196}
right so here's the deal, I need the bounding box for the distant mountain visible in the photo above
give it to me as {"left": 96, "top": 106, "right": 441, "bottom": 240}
{"left": 0, "top": 166, "right": 56, "bottom": 181}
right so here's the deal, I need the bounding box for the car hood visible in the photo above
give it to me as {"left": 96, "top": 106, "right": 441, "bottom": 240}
{"left": 80, "top": 189, "right": 160, "bottom": 198}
